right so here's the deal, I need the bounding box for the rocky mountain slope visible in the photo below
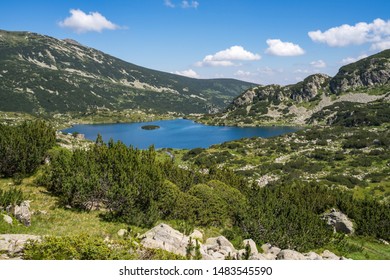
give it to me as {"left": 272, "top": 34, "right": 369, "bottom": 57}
{"left": 0, "top": 30, "right": 256, "bottom": 114}
{"left": 196, "top": 50, "right": 390, "bottom": 126}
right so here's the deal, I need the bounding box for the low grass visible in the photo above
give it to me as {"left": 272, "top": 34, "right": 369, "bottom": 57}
{"left": 0, "top": 177, "right": 143, "bottom": 238}
{"left": 327, "top": 236, "right": 390, "bottom": 260}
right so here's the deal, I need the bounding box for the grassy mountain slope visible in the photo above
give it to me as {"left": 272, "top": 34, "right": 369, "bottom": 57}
{"left": 195, "top": 50, "right": 390, "bottom": 126}
{"left": 0, "top": 30, "right": 256, "bottom": 115}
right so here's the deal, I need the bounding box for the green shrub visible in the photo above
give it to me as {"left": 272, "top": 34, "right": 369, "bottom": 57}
{"left": 0, "top": 188, "right": 24, "bottom": 208}
{"left": 23, "top": 234, "right": 137, "bottom": 260}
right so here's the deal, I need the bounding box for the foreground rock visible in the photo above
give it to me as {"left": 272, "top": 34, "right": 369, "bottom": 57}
{"left": 6, "top": 201, "right": 32, "bottom": 226}
{"left": 141, "top": 223, "right": 191, "bottom": 257}
{"left": 0, "top": 234, "right": 40, "bottom": 259}
{"left": 140, "top": 223, "right": 347, "bottom": 260}
{"left": 322, "top": 209, "right": 354, "bottom": 234}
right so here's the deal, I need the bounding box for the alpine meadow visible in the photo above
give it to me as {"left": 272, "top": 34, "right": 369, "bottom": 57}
{"left": 0, "top": 0, "right": 389, "bottom": 265}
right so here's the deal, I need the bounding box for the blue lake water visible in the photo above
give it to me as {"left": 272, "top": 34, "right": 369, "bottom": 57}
{"left": 62, "top": 119, "right": 300, "bottom": 149}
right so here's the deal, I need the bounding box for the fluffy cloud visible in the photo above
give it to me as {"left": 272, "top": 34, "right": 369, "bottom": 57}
{"left": 340, "top": 54, "right": 368, "bottom": 65}
{"left": 174, "top": 69, "right": 200, "bottom": 78}
{"left": 370, "top": 40, "right": 390, "bottom": 51}
{"left": 59, "top": 9, "right": 120, "bottom": 33}
{"left": 164, "top": 0, "right": 175, "bottom": 8}
{"left": 181, "top": 1, "right": 199, "bottom": 8}
{"left": 310, "top": 59, "right": 326, "bottom": 68}
{"left": 308, "top": 18, "right": 390, "bottom": 48}
{"left": 234, "top": 70, "right": 252, "bottom": 77}
{"left": 196, "top": 46, "right": 261, "bottom": 67}
{"left": 265, "top": 39, "right": 305, "bottom": 56}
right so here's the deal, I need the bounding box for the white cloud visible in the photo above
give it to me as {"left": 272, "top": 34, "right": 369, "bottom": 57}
{"left": 340, "top": 54, "right": 368, "bottom": 65}
{"left": 181, "top": 1, "right": 199, "bottom": 8}
{"left": 294, "top": 69, "right": 310, "bottom": 74}
{"left": 234, "top": 70, "right": 252, "bottom": 77}
{"left": 59, "top": 9, "right": 120, "bottom": 33}
{"left": 265, "top": 39, "right": 305, "bottom": 56}
{"left": 257, "top": 67, "right": 283, "bottom": 75}
{"left": 310, "top": 59, "right": 326, "bottom": 68}
{"left": 308, "top": 18, "right": 390, "bottom": 48}
{"left": 370, "top": 40, "right": 390, "bottom": 51}
{"left": 174, "top": 69, "right": 200, "bottom": 78}
{"left": 196, "top": 46, "right": 261, "bottom": 67}
{"left": 164, "top": 0, "right": 175, "bottom": 8}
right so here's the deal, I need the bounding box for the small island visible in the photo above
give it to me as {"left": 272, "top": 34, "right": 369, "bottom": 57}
{"left": 141, "top": 125, "right": 160, "bottom": 130}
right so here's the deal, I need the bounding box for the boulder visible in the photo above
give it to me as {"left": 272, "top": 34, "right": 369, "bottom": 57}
{"left": 2, "top": 214, "right": 13, "bottom": 225}
{"left": 117, "top": 229, "right": 128, "bottom": 237}
{"left": 140, "top": 223, "right": 190, "bottom": 256}
{"left": 189, "top": 229, "right": 203, "bottom": 241}
{"left": 304, "top": 251, "right": 323, "bottom": 260}
{"left": 0, "top": 234, "right": 40, "bottom": 257}
{"left": 261, "top": 243, "right": 272, "bottom": 253}
{"left": 322, "top": 209, "right": 354, "bottom": 234}
{"left": 242, "top": 239, "right": 258, "bottom": 255}
{"left": 277, "top": 249, "right": 306, "bottom": 260}
{"left": 321, "top": 250, "right": 340, "bottom": 260}
{"left": 7, "top": 201, "right": 32, "bottom": 226}
{"left": 249, "top": 253, "right": 268, "bottom": 260}
{"left": 211, "top": 251, "right": 225, "bottom": 260}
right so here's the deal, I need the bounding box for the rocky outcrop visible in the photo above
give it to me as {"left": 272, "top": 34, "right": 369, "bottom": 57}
{"left": 140, "top": 223, "right": 347, "bottom": 260}
{"left": 330, "top": 50, "right": 390, "bottom": 94}
{"left": 322, "top": 208, "right": 354, "bottom": 234}
{"left": 0, "top": 234, "right": 40, "bottom": 259}
{"left": 290, "top": 74, "right": 330, "bottom": 102}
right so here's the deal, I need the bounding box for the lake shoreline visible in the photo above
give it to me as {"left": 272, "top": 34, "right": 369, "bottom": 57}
{"left": 62, "top": 119, "right": 302, "bottom": 149}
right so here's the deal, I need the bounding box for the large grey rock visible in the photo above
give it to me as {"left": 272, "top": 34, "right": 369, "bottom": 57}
{"left": 322, "top": 209, "right": 354, "bottom": 234}
{"left": 261, "top": 243, "right": 272, "bottom": 253}
{"left": 249, "top": 253, "right": 268, "bottom": 260}
{"left": 242, "top": 239, "right": 258, "bottom": 255}
{"left": 141, "top": 223, "right": 190, "bottom": 256}
{"left": 8, "top": 201, "right": 32, "bottom": 226}
{"left": 277, "top": 249, "right": 306, "bottom": 260}
{"left": 321, "top": 250, "right": 340, "bottom": 260}
{"left": 2, "top": 214, "right": 13, "bottom": 225}
{"left": 304, "top": 251, "right": 323, "bottom": 260}
{"left": 204, "top": 236, "right": 237, "bottom": 258}
{"left": 189, "top": 229, "right": 203, "bottom": 241}
{"left": 0, "top": 234, "right": 40, "bottom": 257}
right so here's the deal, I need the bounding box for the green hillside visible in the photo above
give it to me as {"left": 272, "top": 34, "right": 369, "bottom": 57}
{"left": 0, "top": 30, "right": 256, "bottom": 115}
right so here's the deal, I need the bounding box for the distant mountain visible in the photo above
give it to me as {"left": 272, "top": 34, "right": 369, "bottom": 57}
{"left": 197, "top": 50, "right": 390, "bottom": 126}
{"left": 0, "top": 30, "right": 256, "bottom": 114}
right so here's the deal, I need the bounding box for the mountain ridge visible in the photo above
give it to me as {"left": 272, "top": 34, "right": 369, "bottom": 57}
{"left": 195, "top": 50, "right": 390, "bottom": 126}
{"left": 0, "top": 29, "right": 256, "bottom": 115}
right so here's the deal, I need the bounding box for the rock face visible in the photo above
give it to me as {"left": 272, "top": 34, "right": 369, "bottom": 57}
{"left": 7, "top": 201, "right": 32, "bottom": 226}
{"left": 140, "top": 224, "right": 347, "bottom": 260}
{"left": 290, "top": 74, "right": 330, "bottom": 102}
{"left": 323, "top": 209, "right": 354, "bottom": 234}
{"left": 0, "top": 234, "right": 40, "bottom": 259}
{"left": 330, "top": 50, "right": 390, "bottom": 94}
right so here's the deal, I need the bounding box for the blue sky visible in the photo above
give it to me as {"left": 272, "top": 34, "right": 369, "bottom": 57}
{"left": 1, "top": 0, "right": 390, "bottom": 85}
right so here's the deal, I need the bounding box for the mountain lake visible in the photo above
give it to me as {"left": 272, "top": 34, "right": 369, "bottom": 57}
{"left": 62, "top": 119, "right": 300, "bottom": 149}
